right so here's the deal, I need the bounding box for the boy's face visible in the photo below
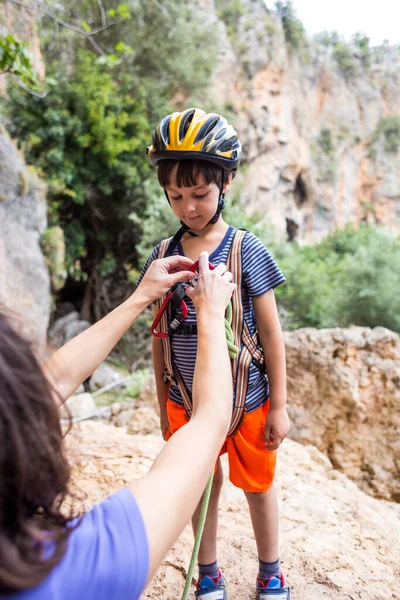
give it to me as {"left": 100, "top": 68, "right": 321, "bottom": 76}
{"left": 165, "top": 164, "right": 230, "bottom": 231}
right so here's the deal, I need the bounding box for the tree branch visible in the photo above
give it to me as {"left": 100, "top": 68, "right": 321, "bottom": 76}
{"left": 151, "top": 0, "right": 170, "bottom": 19}
{"left": 40, "top": 0, "right": 60, "bottom": 54}
{"left": 10, "top": 72, "right": 47, "bottom": 97}
{"left": 97, "top": 0, "right": 106, "bottom": 28}
{"left": 4, "top": 0, "right": 123, "bottom": 41}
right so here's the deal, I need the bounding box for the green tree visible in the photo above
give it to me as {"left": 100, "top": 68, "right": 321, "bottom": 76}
{"left": 5, "top": 50, "right": 152, "bottom": 286}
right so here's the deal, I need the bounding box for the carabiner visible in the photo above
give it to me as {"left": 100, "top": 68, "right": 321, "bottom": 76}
{"left": 151, "top": 293, "right": 189, "bottom": 338}
{"left": 189, "top": 260, "right": 215, "bottom": 273}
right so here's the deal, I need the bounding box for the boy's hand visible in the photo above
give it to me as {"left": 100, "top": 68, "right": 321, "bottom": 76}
{"left": 264, "top": 407, "right": 290, "bottom": 451}
{"left": 136, "top": 256, "right": 196, "bottom": 305}
{"left": 186, "top": 251, "right": 236, "bottom": 314}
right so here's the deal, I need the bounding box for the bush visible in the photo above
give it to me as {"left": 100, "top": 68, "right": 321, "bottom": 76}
{"left": 352, "top": 32, "right": 371, "bottom": 68}
{"left": 275, "top": 226, "right": 400, "bottom": 333}
{"left": 215, "top": 0, "right": 245, "bottom": 40}
{"left": 372, "top": 117, "right": 400, "bottom": 154}
{"left": 275, "top": 1, "right": 306, "bottom": 50}
{"left": 318, "top": 128, "right": 334, "bottom": 155}
{"left": 333, "top": 41, "right": 357, "bottom": 76}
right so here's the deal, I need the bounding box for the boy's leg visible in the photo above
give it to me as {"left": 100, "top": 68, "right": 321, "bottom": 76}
{"left": 191, "top": 457, "right": 224, "bottom": 564}
{"left": 244, "top": 484, "right": 279, "bottom": 562}
{"left": 227, "top": 403, "right": 289, "bottom": 596}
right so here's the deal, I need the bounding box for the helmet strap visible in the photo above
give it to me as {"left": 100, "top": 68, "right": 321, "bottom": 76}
{"left": 207, "top": 169, "right": 226, "bottom": 225}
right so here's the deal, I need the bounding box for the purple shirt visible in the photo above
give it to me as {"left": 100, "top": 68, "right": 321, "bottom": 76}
{"left": 4, "top": 488, "right": 149, "bottom": 600}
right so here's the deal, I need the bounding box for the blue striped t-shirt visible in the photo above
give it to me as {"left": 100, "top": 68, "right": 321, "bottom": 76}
{"left": 139, "top": 226, "right": 286, "bottom": 413}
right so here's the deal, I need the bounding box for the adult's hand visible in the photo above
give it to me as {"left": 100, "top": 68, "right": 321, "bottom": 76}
{"left": 136, "top": 256, "right": 195, "bottom": 305}
{"left": 186, "top": 251, "right": 236, "bottom": 314}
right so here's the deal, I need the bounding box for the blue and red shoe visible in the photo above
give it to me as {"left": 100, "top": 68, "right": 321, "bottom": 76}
{"left": 195, "top": 569, "right": 228, "bottom": 600}
{"left": 256, "top": 573, "right": 290, "bottom": 599}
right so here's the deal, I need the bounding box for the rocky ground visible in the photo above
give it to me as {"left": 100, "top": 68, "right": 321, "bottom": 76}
{"left": 66, "top": 421, "right": 400, "bottom": 600}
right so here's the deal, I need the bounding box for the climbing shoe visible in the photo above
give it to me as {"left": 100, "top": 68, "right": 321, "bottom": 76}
{"left": 195, "top": 569, "right": 228, "bottom": 599}
{"left": 256, "top": 573, "right": 290, "bottom": 599}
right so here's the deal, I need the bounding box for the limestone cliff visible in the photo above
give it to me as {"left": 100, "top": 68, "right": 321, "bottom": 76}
{"left": 205, "top": 0, "right": 400, "bottom": 242}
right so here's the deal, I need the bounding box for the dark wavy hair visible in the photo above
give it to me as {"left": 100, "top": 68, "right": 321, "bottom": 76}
{"left": 157, "top": 158, "right": 236, "bottom": 189}
{"left": 0, "top": 310, "right": 75, "bottom": 592}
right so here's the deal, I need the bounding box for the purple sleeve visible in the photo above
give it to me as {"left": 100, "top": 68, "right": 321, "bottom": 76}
{"left": 55, "top": 488, "right": 149, "bottom": 600}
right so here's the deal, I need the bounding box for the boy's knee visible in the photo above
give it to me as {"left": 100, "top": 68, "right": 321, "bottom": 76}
{"left": 244, "top": 483, "right": 275, "bottom": 499}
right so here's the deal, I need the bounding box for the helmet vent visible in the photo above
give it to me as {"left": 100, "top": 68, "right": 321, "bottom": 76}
{"left": 215, "top": 127, "right": 227, "bottom": 140}
{"left": 218, "top": 138, "right": 234, "bottom": 152}
{"left": 160, "top": 116, "right": 171, "bottom": 146}
{"left": 179, "top": 109, "right": 196, "bottom": 142}
{"left": 194, "top": 116, "right": 221, "bottom": 145}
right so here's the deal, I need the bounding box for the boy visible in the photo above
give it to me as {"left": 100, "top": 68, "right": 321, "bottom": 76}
{"left": 138, "top": 108, "right": 290, "bottom": 600}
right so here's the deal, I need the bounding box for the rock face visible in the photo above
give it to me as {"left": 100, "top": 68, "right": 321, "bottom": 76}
{"left": 0, "top": 128, "right": 50, "bottom": 352}
{"left": 206, "top": 0, "right": 400, "bottom": 243}
{"left": 285, "top": 326, "right": 400, "bottom": 502}
{"left": 48, "top": 311, "right": 91, "bottom": 347}
{"left": 66, "top": 421, "right": 400, "bottom": 600}
{"left": 0, "top": 3, "right": 49, "bottom": 352}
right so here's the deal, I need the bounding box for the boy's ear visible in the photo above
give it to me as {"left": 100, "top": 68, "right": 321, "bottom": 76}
{"left": 223, "top": 172, "right": 233, "bottom": 193}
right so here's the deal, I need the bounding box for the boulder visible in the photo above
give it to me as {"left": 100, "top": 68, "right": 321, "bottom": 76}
{"left": 285, "top": 326, "right": 400, "bottom": 502}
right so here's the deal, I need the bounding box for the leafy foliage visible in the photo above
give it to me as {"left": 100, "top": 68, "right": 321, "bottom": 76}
{"left": 372, "top": 117, "right": 400, "bottom": 153}
{"left": 215, "top": 0, "right": 245, "bottom": 40}
{"left": 5, "top": 51, "right": 152, "bottom": 281}
{"left": 275, "top": 1, "right": 305, "bottom": 50}
{"left": 0, "top": 34, "right": 39, "bottom": 88}
{"left": 275, "top": 226, "right": 400, "bottom": 333}
{"left": 332, "top": 41, "right": 357, "bottom": 76}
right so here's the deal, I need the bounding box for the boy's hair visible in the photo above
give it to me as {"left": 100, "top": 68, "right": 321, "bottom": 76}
{"left": 157, "top": 159, "right": 236, "bottom": 189}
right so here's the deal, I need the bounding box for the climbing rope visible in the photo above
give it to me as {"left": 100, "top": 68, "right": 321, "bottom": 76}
{"left": 180, "top": 305, "right": 238, "bottom": 600}
{"left": 225, "top": 301, "right": 239, "bottom": 359}
{"left": 181, "top": 473, "right": 214, "bottom": 600}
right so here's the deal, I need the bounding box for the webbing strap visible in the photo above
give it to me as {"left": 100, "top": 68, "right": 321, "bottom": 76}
{"left": 156, "top": 239, "right": 193, "bottom": 417}
{"left": 226, "top": 229, "right": 248, "bottom": 436}
{"left": 155, "top": 229, "right": 265, "bottom": 436}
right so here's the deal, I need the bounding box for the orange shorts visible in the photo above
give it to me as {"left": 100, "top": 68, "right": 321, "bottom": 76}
{"left": 165, "top": 398, "right": 277, "bottom": 493}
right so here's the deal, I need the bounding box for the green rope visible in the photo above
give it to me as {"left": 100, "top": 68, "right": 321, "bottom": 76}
{"left": 181, "top": 473, "right": 214, "bottom": 600}
{"left": 180, "top": 304, "right": 238, "bottom": 599}
{"left": 225, "top": 302, "right": 239, "bottom": 359}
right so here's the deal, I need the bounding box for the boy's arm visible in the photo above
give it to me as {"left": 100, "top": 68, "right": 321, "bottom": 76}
{"left": 253, "top": 289, "right": 290, "bottom": 447}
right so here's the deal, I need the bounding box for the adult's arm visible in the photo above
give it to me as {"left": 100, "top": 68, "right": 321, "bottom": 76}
{"left": 129, "top": 251, "right": 236, "bottom": 582}
{"left": 43, "top": 256, "right": 195, "bottom": 405}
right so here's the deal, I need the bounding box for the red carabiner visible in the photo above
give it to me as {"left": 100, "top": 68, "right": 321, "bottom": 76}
{"left": 189, "top": 260, "right": 215, "bottom": 273}
{"left": 151, "top": 293, "right": 189, "bottom": 338}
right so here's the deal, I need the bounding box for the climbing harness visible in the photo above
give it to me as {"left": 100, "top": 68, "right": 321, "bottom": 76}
{"left": 154, "top": 229, "right": 266, "bottom": 438}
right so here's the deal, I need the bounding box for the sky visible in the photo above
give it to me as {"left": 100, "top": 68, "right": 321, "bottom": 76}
{"left": 265, "top": 0, "right": 400, "bottom": 46}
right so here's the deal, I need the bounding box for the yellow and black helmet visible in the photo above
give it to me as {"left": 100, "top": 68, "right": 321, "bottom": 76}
{"left": 147, "top": 108, "right": 242, "bottom": 170}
